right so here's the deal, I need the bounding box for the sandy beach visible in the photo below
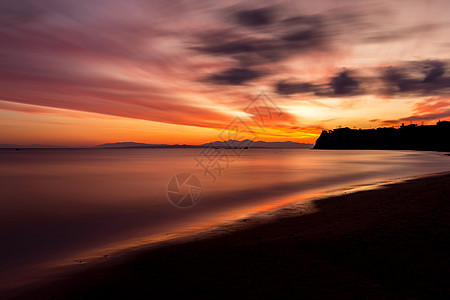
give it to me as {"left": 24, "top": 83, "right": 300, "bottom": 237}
{"left": 6, "top": 172, "right": 450, "bottom": 299}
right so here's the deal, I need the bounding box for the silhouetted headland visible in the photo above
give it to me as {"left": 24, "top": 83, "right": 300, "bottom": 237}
{"left": 314, "top": 121, "right": 450, "bottom": 151}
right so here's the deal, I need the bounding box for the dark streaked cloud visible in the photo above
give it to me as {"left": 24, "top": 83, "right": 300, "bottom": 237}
{"left": 193, "top": 6, "right": 351, "bottom": 85}
{"left": 206, "top": 67, "right": 265, "bottom": 85}
{"left": 276, "top": 60, "right": 450, "bottom": 98}
{"left": 423, "top": 60, "right": 445, "bottom": 83}
{"left": 192, "top": 37, "right": 285, "bottom": 65}
{"left": 330, "top": 71, "right": 359, "bottom": 95}
{"left": 382, "top": 60, "right": 450, "bottom": 96}
{"left": 275, "top": 70, "right": 362, "bottom": 97}
{"left": 276, "top": 81, "right": 314, "bottom": 95}
{"left": 234, "top": 7, "right": 276, "bottom": 27}
{"left": 194, "top": 3, "right": 449, "bottom": 90}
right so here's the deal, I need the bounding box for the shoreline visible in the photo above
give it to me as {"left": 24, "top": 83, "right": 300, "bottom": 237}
{"left": 1, "top": 171, "right": 440, "bottom": 291}
{"left": 5, "top": 171, "right": 450, "bottom": 299}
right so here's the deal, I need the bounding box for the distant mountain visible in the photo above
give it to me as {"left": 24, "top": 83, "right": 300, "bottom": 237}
{"left": 94, "top": 142, "right": 155, "bottom": 148}
{"left": 202, "top": 140, "right": 313, "bottom": 149}
{"left": 94, "top": 142, "right": 200, "bottom": 148}
{"left": 94, "top": 140, "right": 313, "bottom": 149}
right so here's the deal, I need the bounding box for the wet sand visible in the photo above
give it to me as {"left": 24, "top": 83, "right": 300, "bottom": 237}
{"left": 7, "top": 173, "right": 450, "bottom": 299}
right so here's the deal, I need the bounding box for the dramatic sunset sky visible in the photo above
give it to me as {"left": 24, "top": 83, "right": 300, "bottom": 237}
{"left": 1, "top": 0, "right": 450, "bottom": 146}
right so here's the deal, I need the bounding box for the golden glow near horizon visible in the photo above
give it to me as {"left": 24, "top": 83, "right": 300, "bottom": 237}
{"left": 1, "top": 0, "right": 450, "bottom": 146}
{"left": 0, "top": 102, "right": 220, "bottom": 146}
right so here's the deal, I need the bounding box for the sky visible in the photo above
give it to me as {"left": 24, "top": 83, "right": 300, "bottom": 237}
{"left": 1, "top": 0, "right": 450, "bottom": 146}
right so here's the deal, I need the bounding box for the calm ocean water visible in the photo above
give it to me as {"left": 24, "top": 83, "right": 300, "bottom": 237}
{"left": 1, "top": 148, "right": 450, "bottom": 289}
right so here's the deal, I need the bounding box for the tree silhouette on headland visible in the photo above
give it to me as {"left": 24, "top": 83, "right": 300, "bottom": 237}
{"left": 314, "top": 121, "right": 450, "bottom": 151}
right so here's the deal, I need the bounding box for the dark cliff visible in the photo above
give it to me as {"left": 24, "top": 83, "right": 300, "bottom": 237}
{"left": 314, "top": 121, "right": 450, "bottom": 151}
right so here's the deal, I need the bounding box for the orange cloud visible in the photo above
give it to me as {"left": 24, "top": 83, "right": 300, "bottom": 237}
{"left": 381, "top": 97, "right": 450, "bottom": 125}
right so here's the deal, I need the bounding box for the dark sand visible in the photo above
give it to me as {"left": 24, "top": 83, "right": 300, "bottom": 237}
{"left": 8, "top": 173, "right": 450, "bottom": 299}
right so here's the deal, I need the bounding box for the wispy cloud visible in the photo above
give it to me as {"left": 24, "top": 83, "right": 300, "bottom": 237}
{"left": 1, "top": 0, "right": 450, "bottom": 144}
{"left": 381, "top": 97, "right": 450, "bottom": 125}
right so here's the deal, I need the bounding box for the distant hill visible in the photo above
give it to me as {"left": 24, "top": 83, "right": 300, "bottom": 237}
{"left": 93, "top": 142, "right": 197, "bottom": 148}
{"left": 94, "top": 142, "right": 157, "bottom": 148}
{"left": 203, "top": 140, "right": 313, "bottom": 149}
{"left": 314, "top": 121, "right": 450, "bottom": 151}
{"left": 94, "top": 140, "right": 313, "bottom": 149}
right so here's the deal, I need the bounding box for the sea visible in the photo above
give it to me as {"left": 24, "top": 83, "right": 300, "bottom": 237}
{"left": 1, "top": 148, "right": 450, "bottom": 291}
